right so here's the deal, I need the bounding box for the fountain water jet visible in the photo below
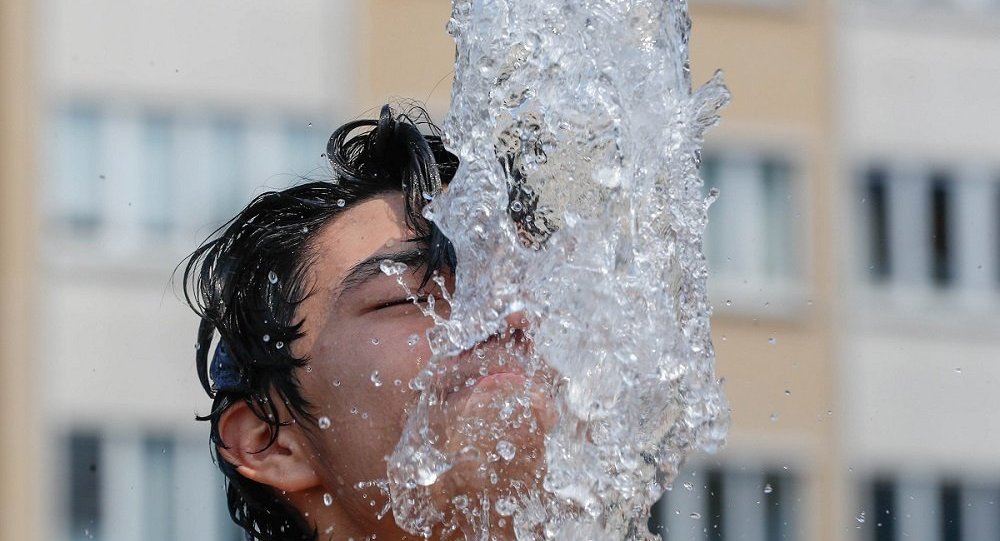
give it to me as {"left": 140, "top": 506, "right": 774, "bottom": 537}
{"left": 385, "top": 0, "right": 730, "bottom": 539}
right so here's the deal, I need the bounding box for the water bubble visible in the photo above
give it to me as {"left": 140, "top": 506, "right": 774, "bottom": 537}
{"left": 336, "top": 199, "right": 345, "bottom": 207}
{"left": 856, "top": 511, "right": 866, "bottom": 523}
{"left": 954, "top": 367, "right": 963, "bottom": 374}
{"left": 452, "top": 495, "right": 469, "bottom": 509}
{"left": 689, "top": 512, "right": 702, "bottom": 519}
{"left": 379, "top": 260, "right": 408, "bottom": 276}
{"left": 262, "top": 334, "right": 270, "bottom": 343}
{"left": 275, "top": 341, "right": 284, "bottom": 350}
{"left": 333, "top": 379, "right": 341, "bottom": 387}
{"left": 510, "top": 200, "right": 524, "bottom": 212}
{"left": 763, "top": 483, "right": 773, "bottom": 494}
{"left": 318, "top": 416, "right": 331, "bottom": 429}
{"left": 768, "top": 337, "right": 777, "bottom": 345}
{"left": 496, "top": 440, "right": 516, "bottom": 461}
{"left": 323, "top": 493, "right": 333, "bottom": 507}
{"left": 371, "top": 337, "right": 380, "bottom": 346}
{"left": 682, "top": 482, "right": 694, "bottom": 490}
{"left": 350, "top": 406, "right": 358, "bottom": 415}
{"left": 407, "top": 334, "right": 420, "bottom": 347}
{"left": 268, "top": 271, "right": 279, "bottom": 284}
{"left": 496, "top": 497, "right": 517, "bottom": 516}
{"left": 371, "top": 371, "right": 383, "bottom": 387}
{"left": 770, "top": 413, "right": 779, "bottom": 422}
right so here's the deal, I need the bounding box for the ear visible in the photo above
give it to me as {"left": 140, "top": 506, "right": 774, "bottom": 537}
{"left": 217, "top": 401, "right": 321, "bottom": 493}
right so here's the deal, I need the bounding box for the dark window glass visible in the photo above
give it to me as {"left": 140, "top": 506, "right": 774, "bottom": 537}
{"left": 706, "top": 468, "right": 724, "bottom": 541}
{"left": 865, "top": 167, "right": 891, "bottom": 281}
{"left": 929, "top": 174, "right": 953, "bottom": 286}
{"left": 143, "top": 436, "right": 176, "bottom": 541}
{"left": 939, "top": 482, "right": 961, "bottom": 541}
{"left": 69, "top": 432, "right": 101, "bottom": 541}
{"left": 872, "top": 478, "right": 896, "bottom": 541}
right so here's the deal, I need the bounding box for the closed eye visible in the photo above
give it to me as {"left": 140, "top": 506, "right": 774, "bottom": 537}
{"left": 377, "top": 295, "right": 432, "bottom": 310}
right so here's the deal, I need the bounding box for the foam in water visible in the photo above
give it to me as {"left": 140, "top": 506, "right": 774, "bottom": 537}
{"left": 385, "top": 0, "right": 730, "bottom": 538}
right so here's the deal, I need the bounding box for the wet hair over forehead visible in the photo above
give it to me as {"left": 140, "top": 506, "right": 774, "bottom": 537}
{"left": 181, "top": 104, "right": 457, "bottom": 541}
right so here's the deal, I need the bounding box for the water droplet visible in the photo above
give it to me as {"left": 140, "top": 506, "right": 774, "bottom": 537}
{"left": 682, "top": 482, "right": 694, "bottom": 491}
{"left": 323, "top": 493, "right": 333, "bottom": 506}
{"left": 262, "top": 334, "right": 270, "bottom": 343}
{"left": 371, "top": 337, "right": 380, "bottom": 345}
{"left": 350, "top": 406, "right": 358, "bottom": 415}
{"left": 763, "top": 483, "right": 773, "bottom": 494}
{"left": 336, "top": 198, "right": 346, "bottom": 207}
{"left": 307, "top": 122, "right": 313, "bottom": 127}
{"left": 770, "top": 413, "right": 779, "bottom": 422}
{"left": 268, "top": 270, "right": 279, "bottom": 284}
{"left": 496, "top": 440, "right": 516, "bottom": 461}
{"left": 725, "top": 299, "right": 732, "bottom": 306}
{"left": 452, "top": 495, "right": 469, "bottom": 509}
{"left": 275, "top": 341, "right": 284, "bottom": 350}
{"left": 407, "top": 334, "right": 420, "bottom": 347}
{"left": 856, "top": 511, "right": 866, "bottom": 523}
{"left": 371, "top": 371, "right": 383, "bottom": 387}
{"left": 784, "top": 389, "right": 791, "bottom": 396}
{"left": 689, "top": 512, "right": 702, "bottom": 519}
{"left": 333, "top": 379, "right": 341, "bottom": 387}
{"left": 510, "top": 200, "right": 524, "bottom": 212}
{"left": 954, "top": 367, "right": 962, "bottom": 374}
{"left": 194, "top": 343, "right": 201, "bottom": 350}
{"left": 318, "top": 416, "right": 331, "bottom": 429}
{"left": 768, "top": 337, "right": 776, "bottom": 345}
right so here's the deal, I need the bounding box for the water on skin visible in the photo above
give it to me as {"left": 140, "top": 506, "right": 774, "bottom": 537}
{"left": 384, "top": 0, "right": 730, "bottom": 539}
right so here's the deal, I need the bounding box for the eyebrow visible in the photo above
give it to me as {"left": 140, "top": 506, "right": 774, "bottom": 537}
{"left": 335, "top": 247, "right": 429, "bottom": 300}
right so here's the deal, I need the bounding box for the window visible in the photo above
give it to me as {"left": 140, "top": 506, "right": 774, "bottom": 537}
{"left": 702, "top": 152, "right": 798, "bottom": 287}
{"left": 68, "top": 432, "right": 101, "bottom": 541}
{"left": 864, "top": 168, "right": 891, "bottom": 281}
{"left": 64, "top": 430, "right": 242, "bottom": 541}
{"left": 929, "top": 174, "right": 954, "bottom": 287}
{"left": 857, "top": 164, "right": 1000, "bottom": 292}
{"left": 863, "top": 476, "right": 1000, "bottom": 541}
{"left": 286, "top": 122, "right": 324, "bottom": 177}
{"left": 141, "top": 115, "right": 175, "bottom": 235}
{"left": 210, "top": 118, "right": 246, "bottom": 223}
{"left": 53, "top": 106, "right": 103, "bottom": 233}
{"left": 650, "top": 465, "right": 799, "bottom": 540}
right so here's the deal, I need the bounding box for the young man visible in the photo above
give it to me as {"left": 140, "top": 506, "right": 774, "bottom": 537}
{"left": 184, "top": 105, "right": 551, "bottom": 540}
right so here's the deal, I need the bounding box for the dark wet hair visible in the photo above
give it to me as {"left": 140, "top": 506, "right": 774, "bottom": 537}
{"left": 182, "top": 104, "right": 458, "bottom": 541}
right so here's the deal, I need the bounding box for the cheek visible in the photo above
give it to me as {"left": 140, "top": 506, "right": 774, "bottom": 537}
{"left": 305, "top": 322, "right": 435, "bottom": 421}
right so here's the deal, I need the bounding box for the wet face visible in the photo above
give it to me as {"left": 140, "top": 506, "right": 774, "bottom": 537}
{"left": 289, "top": 193, "right": 554, "bottom": 538}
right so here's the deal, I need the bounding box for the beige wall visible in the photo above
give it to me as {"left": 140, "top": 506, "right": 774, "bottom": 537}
{"left": 0, "top": 0, "right": 40, "bottom": 540}
{"left": 691, "top": 1, "right": 840, "bottom": 540}
{"left": 358, "top": 0, "right": 455, "bottom": 117}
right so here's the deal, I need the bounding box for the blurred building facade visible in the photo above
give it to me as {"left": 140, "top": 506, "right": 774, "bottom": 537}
{"left": 839, "top": 0, "right": 1000, "bottom": 539}
{"left": 37, "top": 1, "right": 361, "bottom": 540}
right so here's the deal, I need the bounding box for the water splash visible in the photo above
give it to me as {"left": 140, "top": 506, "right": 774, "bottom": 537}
{"left": 386, "top": 0, "right": 729, "bottom": 538}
